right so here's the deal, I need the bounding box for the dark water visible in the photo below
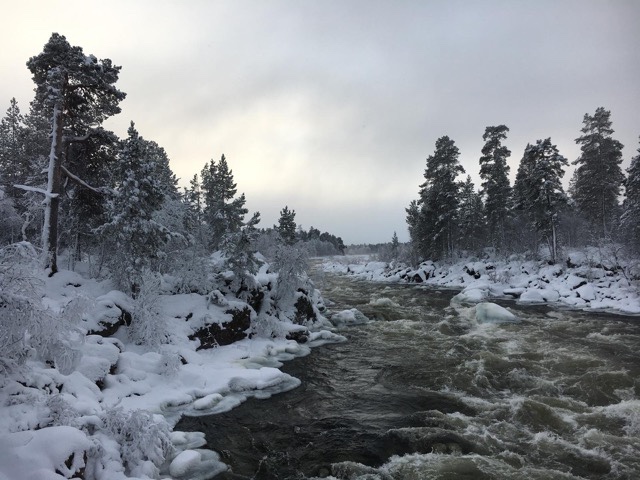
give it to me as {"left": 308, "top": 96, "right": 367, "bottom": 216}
{"left": 177, "top": 270, "right": 640, "bottom": 479}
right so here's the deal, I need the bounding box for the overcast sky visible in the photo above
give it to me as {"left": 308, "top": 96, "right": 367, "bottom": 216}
{"left": 1, "top": 0, "right": 639, "bottom": 244}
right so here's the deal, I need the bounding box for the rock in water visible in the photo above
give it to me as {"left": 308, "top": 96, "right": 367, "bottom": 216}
{"left": 475, "top": 302, "right": 518, "bottom": 323}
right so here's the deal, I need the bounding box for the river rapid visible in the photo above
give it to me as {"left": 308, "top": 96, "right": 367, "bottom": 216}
{"left": 177, "top": 269, "right": 640, "bottom": 479}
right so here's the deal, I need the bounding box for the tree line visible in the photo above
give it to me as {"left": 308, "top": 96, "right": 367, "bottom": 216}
{"left": 0, "top": 33, "right": 343, "bottom": 295}
{"left": 406, "top": 109, "right": 640, "bottom": 264}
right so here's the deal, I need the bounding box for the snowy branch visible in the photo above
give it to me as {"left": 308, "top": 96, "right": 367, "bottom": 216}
{"left": 61, "top": 166, "right": 112, "bottom": 195}
{"left": 13, "top": 184, "right": 59, "bottom": 198}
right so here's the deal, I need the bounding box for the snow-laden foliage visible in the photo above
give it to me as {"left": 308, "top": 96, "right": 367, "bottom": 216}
{"left": 272, "top": 242, "right": 310, "bottom": 306}
{"left": 572, "top": 107, "right": 625, "bottom": 239}
{"left": 101, "top": 406, "right": 174, "bottom": 476}
{"left": 479, "top": 125, "right": 511, "bottom": 250}
{"left": 0, "top": 242, "right": 82, "bottom": 375}
{"left": 128, "top": 270, "right": 169, "bottom": 348}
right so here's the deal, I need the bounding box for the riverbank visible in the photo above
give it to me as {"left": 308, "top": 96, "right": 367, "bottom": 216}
{"left": 0, "top": 254, "right": 344, "bottom": 480}
{"left": 323, "top": 248, "right": 640, "bottom": 316}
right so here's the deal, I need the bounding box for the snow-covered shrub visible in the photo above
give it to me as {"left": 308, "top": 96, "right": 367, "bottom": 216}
{"left": 129, "top": 270, "right": 169, "bottom": 348}
{"left": 272, "top": 242, "right": 309, "bottom": 306}
{"left": 45, "top": 394, "right": 81, "bottom": 428}
{"left": 101, "top": 407, "right": 174, "bottom": 476}
{"left": 0, "top": 242, "right": 84, "bottom": 375}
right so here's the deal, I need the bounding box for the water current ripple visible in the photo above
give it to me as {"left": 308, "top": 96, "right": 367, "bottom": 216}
{"left": 177, "top": 269, "right": 640, "bottom": 479}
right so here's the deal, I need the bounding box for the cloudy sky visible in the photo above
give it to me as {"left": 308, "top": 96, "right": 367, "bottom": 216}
{"left": 1, "top": 0, "right": 639, "bottom": 244}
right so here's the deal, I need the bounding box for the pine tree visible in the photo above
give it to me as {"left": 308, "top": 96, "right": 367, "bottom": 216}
{"left": 572, "top": 107, "right": 624, "bottom": 239}
{"left": 412, "top": 136, "right": 465, "bottom": 260}
{"left": 200, "top": 154, "right": 248, "bottom": 249}
{"left": 457, "top": 176, "right": 486, "bottom": 253}
{"left": 0, "top": 98, "right": 28, "bottom": 191}
{"left": 514, "top": 139, "right": 568, "bottom": 262}
{"left": 26, "top": 33, "right": 125, "bottom": 273}
{"left": 479, "top": 125, "right": 511, "bottom": 249}
{"left": 98, "top": 122, "right": 169, "bottom": 294}
{"left": 621, "top": 138, "right": 640, "bottom": 251}
{"left": 277, "top": 206, "right": 297, "bottom": 245}
{"left": 390, "top": 231, "right": 399, "bottom": 260}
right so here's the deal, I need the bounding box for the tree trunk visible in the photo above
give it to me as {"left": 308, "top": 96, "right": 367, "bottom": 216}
{"left": 42, "top": 100, "right": 64, "bottom": 275}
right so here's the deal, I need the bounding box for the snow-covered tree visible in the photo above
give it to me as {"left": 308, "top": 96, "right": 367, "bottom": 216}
{"left": 98, "top": 123, "right": 169, "bottom": 294}
{"left": 621, "top": 138, "right": 640, "bottom": 251}
{"left": 26, "top": 33, "right": 125, "bottom": 274}
{"left": 410, "top": 136, "right": 465, "bottom": 260}
{"left": 572, "top": 107, "right": 624, "bottom": 239}
{"left": 390, "top": 231, "right": 400, "bottom": 260}
{"left": 0, "top": 98, "right": 28, "bottom": 192}
{"left": 479, "top": 125, "right": 511, "bottom": 249}
{"left": 514, "top": 138, "right": 568, "bottom": 262}
{"left": 201, "top": 154, "right": 248, "bottom": 249}
{"left": 457, "top": 175, "right": 486, "bottom": 253}
{"left": 277, "top": 206, "right": 297, "bottom": 245}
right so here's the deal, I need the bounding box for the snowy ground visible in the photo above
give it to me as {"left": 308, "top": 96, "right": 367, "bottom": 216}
{"left": 0, "top": 262, "right": 344, "bottom": 480}
{"left": 324, "top": 248, "right": 640, "bottom": 316}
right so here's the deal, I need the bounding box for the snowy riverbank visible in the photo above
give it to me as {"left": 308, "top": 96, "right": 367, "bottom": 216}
{"left": 323, "top": 249, "right": 640, "bottom": 316}
{"left": 0, "top": 254, "right": 345, "bottom": 480}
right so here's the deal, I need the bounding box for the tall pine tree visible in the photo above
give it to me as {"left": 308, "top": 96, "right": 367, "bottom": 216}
{"left": 201, "top": 154, "right": 248, "bottom": 249}
{"left": 479, "top": 125, "right": 511, "bottom": 249}
{"left": 26, "top": 33, "right": 125, "bottom": 273}
{"left": 572, "top": 107, "right": 624, "bottom": 239}
{"left": 410, "top": 136, "right": 465, "bottom": 260}
{"left": 621, "top": 138, "right": 640, "bottom": 252}
{"left": 514, "top": 139, "right": 568, "bottom": 262}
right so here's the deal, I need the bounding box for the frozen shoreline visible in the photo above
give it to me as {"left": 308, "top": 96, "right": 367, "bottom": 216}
{"left": 323, "top": 249, "right": 640, "bottom": 317}
{"left": 0, "top": 263, "right": 345, "bottom": 480}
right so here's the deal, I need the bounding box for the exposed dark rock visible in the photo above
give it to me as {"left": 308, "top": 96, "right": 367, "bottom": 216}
{"left": 247, "top": 289, "right": 264, "bottom": 314}
{"left": 411, "top": 274, "right": 423, "bottom": 283}
{"left": 189, "top": 307, "right": 252, "bottom": 350}
{"left": 294, "top": 295, "right": 317, "bottom": 325}
{"left": 286, "top": 328, "right": 309, "bottom": 343}
{"left": 87, "top": 305, "right": 131, "bottom": 337}
{"left": 572, "top": 280, "right": 587, "bottom": 290}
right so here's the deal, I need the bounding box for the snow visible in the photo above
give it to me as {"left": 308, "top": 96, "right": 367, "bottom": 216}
{"left": 330, "top": 308, "right": 370, "bottom": 326}
{"left": 475, "top": 302, "right": 519, "bottom": 323}
{"left": 323, "top": 247, "right": 640, "bottom": 316}
{"left": 0, "top": 256, "right": 345, "bottom": 479}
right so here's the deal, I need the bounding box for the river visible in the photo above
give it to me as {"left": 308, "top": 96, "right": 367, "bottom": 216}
{"left": 176, "top": 268, "right": 640, "bottom": 479}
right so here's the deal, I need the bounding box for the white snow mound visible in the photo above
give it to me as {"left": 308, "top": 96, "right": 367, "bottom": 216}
{"left": 475, "top": 302, "right": 518, "bottom": 323}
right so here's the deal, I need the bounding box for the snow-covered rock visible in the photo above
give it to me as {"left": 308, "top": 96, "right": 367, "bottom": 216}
{"left": 475, "top": 302, "right": 518, "bottom": 323}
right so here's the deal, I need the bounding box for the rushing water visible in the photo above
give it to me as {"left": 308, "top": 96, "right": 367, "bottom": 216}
{"left": 177, "top": 269, "right": 640, "bottom": 479}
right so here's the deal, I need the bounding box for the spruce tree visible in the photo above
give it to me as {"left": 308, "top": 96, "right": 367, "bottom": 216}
{"left": 572, "top": 107, "right": 624, "bottom": 239}
{"left": 201, "top": 154, "right": 248, "bottom": 249}
{"left": 621, "top": 138, "right": 640, "bottom": 251}
{"left": 479, "top": 125, "right": 511, "bottom": 249}
{"left": 98, "top": 122, "right": 169, "bottom": 294}
{"left": 277, "top": 206, "right": 297, "bottom": 245}
{"left": 26, "top": 33, "right": 125, "bottom": 273}
{"left": 414, "top": 136, "right": 465, "bottom": 260}
{"left": 0, "top": 98, "right": 28, "bottom": 192}
{"left": 457, "top": 176, "right": 486, "bottom": 253}
{"left": 390, "top": 231, "right": 399, "bottom": 260}
{"left": 514, "top": 139, "right": 568, "bottom": 262}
